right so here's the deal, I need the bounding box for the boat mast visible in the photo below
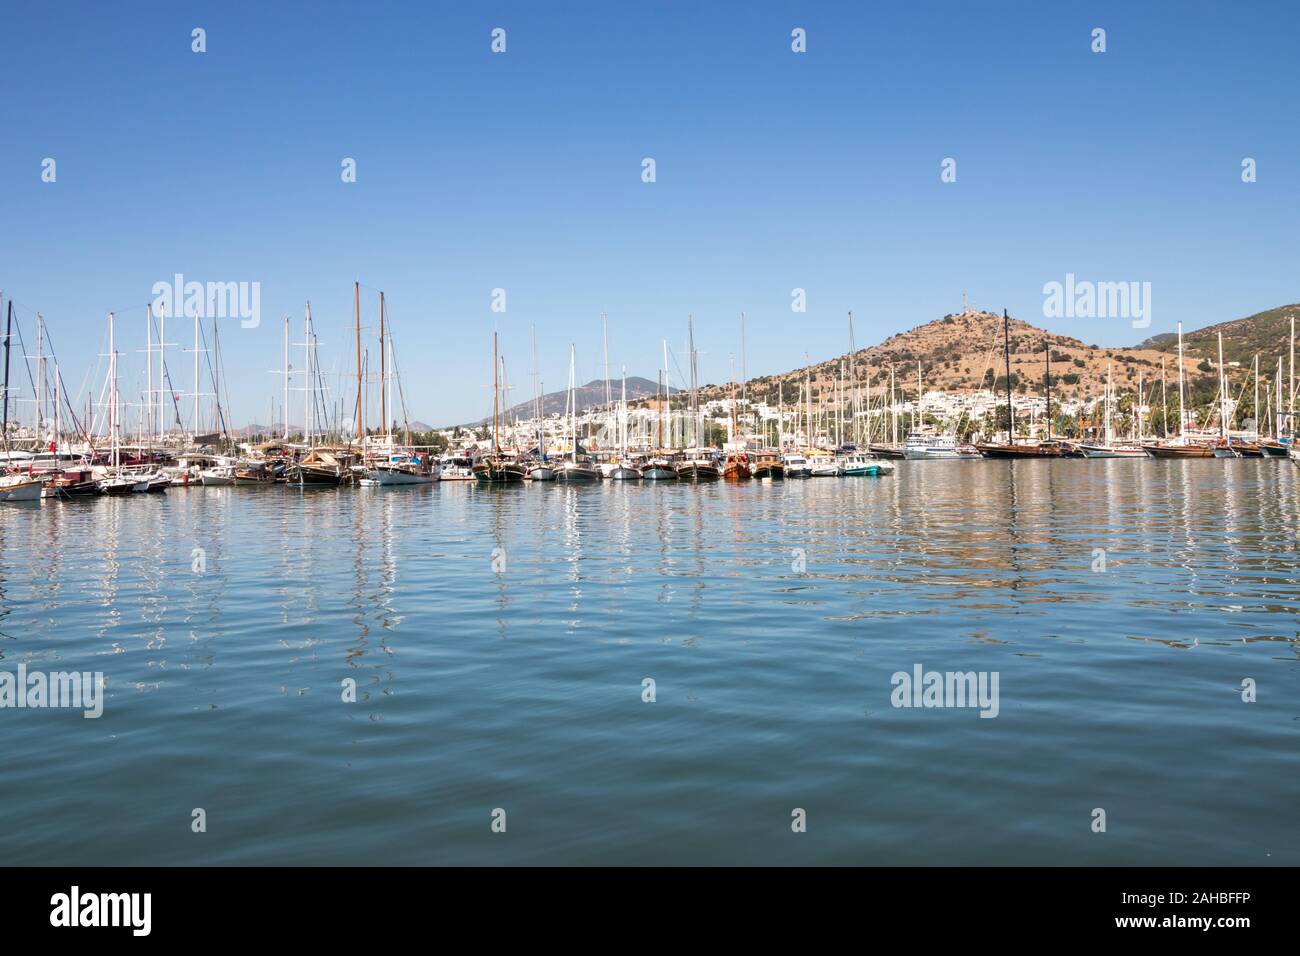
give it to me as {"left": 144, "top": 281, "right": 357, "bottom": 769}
{"left": 687, "top": 315, "right": 697, "bottom": 447}
{"left": 2, "top": 298, "right": 11, "bottom": 452}
{"left": 1253, "top": 354, "right": 1259, "bottom": 441}
{"left": 1002, "top": 309, "right": 1013, "bottom": 444}
{"left": 493, "top": 331, "right": 500, "bottom": 456}
{"left": 354, "top": 281, "right": 363, "bottom": 445}
{"left": 145, "top": 305, "right": 153, "bottom": 451}
{"left": 1218, "top": 331, "right": 1228, "bottom": 439}
{"left": 109, "top": 312, "right": 119, "bottom": 469}
{"left": 305, "top": 302, "right": 314, "bottom": 450}
{"left": 36, "top": 314, "right": 44, "bottom": 442}
{"left": 192, "top": 312, "right": 200, "bottom": 438}
{"left": 379, "top": 291, "right": 387, "bottom": 445}
{"left": 283, "top": 317, "right": 290, "bottom": 440}
{"left": 1176, "top": 321, "right": 1187, "bottom": 443}
{"left": 848, "top": 312, "right": 859, "bottom": 446}
{"left": 567, "top": 344, "right": 576, "bottom": 463}
{"left": 1045, "top": 344, "right": 1052, "bottom": 441}
{"left": 1135, "top": 367, "right": 1143, "bottom": 441}
{"left": 1104, "top": 362, "right": 1112, "bottom": 444}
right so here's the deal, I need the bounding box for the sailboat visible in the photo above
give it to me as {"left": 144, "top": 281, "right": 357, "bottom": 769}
{"left": 474, "top": 331, "right": 527, "bottom": 483}
{"left": 608, "top": 368, "right": 642, "bottom": 479}
{"left": 552, "top": 344, "right": 600, "bottom": 481}
{"left": 362, "top": 292, "right": 435, "bottom": 485}
{"left": 642, "top": 366, "right": 677, "bottom": 479}
{"left": 291, "top": 301, "right": 348, "bottom": 484}
{"left": 977, "top": 311, "right": 1068, "bottom": 458}
{"left": 674, "top": 316, "right": 720, "bottom": 481}
{"left": 1078, "top": 362, "right": 1146, "bottom": 457}
{"left": 1143, "top": 322, "right": 1214, "bottom": 458}
{"left": 721, "top": 371, "right": 751, "bottom": 480}
{"left": 525, "top": 328, "right": 555, "bottom": 480}
{"left": 0, "top": 299, "right": 44, "bottom": 501}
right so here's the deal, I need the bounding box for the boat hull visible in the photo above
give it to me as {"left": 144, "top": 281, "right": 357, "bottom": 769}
{"left": 1141, "top": 443, "right": 1214, "bottom": 459}
{"left": 473, "top": 462, "right": 527, "bottom": 483}
{"left": 641, "top": 465, "right": 677, "bottom": 480}
{"left": 609, "top": 466, "right": 643, "bottom": 480}
{"left": 366, "top": 467, "right": 436, "bottom": 485}
{"left": 553, "top": 465, "right": 601, "bottom": 482}
{"left": 0, "top": 479, "right": 45, "bottom": 502}
{"left": 674, "top": 463, "right": 720, "bottom": 482}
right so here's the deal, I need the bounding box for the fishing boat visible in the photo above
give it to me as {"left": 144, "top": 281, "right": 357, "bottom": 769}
{"left": 840, "top": 453, "right": 890, "bottom": 476}
{"left": 292, "top": 451, "right": 348, "bottom": 485}
{"left": 526, "top": 462, "right": 556, "bottom": 481}
{"left": 556, "top": 459, "right": 601, "bottom": 481}
{"left": 47, "top": 467, "right": 101, "bottom": 498}
{"left": 721, "top": 451, "right": 751, "bottom": 480}
{"left": 201, "top": 463, "right": 238, "bottom": 485}
{"left": 752, "top": 455, "right": 785, "bottom": 479}
{"left": 781, "top": 452, "right": 812, "bottom": 477}
{"left": 439, "top": 454, "right": 477, "bottom": 481}
{"left": 609, "top": 460, "right": 642, "bottom": 480}
{"left": 235, "top": 461, "right": 276, "bottom": 484}
{"left": 641, "top": 457, "right": 677, "bottom": 480}
{"left": 808, "top": 452, "right": 842, "bottom": 476}
{"left": 674, "top": 455, "right": 720, "bottom": 481}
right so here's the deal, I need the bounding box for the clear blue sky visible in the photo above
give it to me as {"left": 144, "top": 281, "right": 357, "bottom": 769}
{"left": 2, "top": 1, "right": 1298, "bottom": 426}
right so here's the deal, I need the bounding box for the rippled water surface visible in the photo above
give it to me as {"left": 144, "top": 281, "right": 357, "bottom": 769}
{"left": 1, "top": 459, "right": 1297, "bottom": 865}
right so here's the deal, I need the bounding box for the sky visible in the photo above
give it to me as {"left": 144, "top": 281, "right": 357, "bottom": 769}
{"left": 2, "top": 0, "right": 1298, "bottom": 428}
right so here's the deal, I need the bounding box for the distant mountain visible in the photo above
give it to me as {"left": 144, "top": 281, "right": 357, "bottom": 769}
{"left": 460, "top": 377, "right": 673, "bottom": 427}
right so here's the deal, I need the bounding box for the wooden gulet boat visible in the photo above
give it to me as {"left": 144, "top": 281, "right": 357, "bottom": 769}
{"left": 473, "top": 332, "right": 527, "bottom": 484}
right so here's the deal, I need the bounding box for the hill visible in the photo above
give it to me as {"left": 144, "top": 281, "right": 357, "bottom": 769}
{"left": 691, "top": 309, "right": 1207, "bottom": 408}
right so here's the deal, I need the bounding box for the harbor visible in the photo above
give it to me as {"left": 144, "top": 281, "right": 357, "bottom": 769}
{"left": 2, "top": 294, "right": 1296, "bottom": 502}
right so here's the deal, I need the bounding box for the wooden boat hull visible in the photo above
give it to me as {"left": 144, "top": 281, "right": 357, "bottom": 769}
{"left": 976, "top": 443, "right": 1063, "bottom": 459}
{"left": 721, "top": 462, "right": 752, "bottom": 480}
{"left": 1141, "top": 443, "right": 1214, "bottom": 459}
{"left": 473, "top": 462, "right": 527, "bottom": 483}
{"left": 609, "top": 466, "right": 643, "bottom": 480}
{"left": 526, "top": 466, "right": 556, "bottom": 481}
{"left": 553, "top": 465, "right": 601, "bottom": 482}
{"left": 867, "top": 444, "right": 906, "bottom": 459}
{"left": 674, "top": 463, "right": 720, "bottom": 481}
{"left": 1077, "top": 444, "right": 1148, "bottom": 459}
{"left": 752, "top": 462, "right": 785, "bottom": 479}
{"left": 641, "top": 465, "right": 677, "bottom": 480}
{"left": 1259, "top": 442, "right": 1289, "bottom": 458}
{"left": 293, "top": 465, "right": 347, "bottom": 484}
